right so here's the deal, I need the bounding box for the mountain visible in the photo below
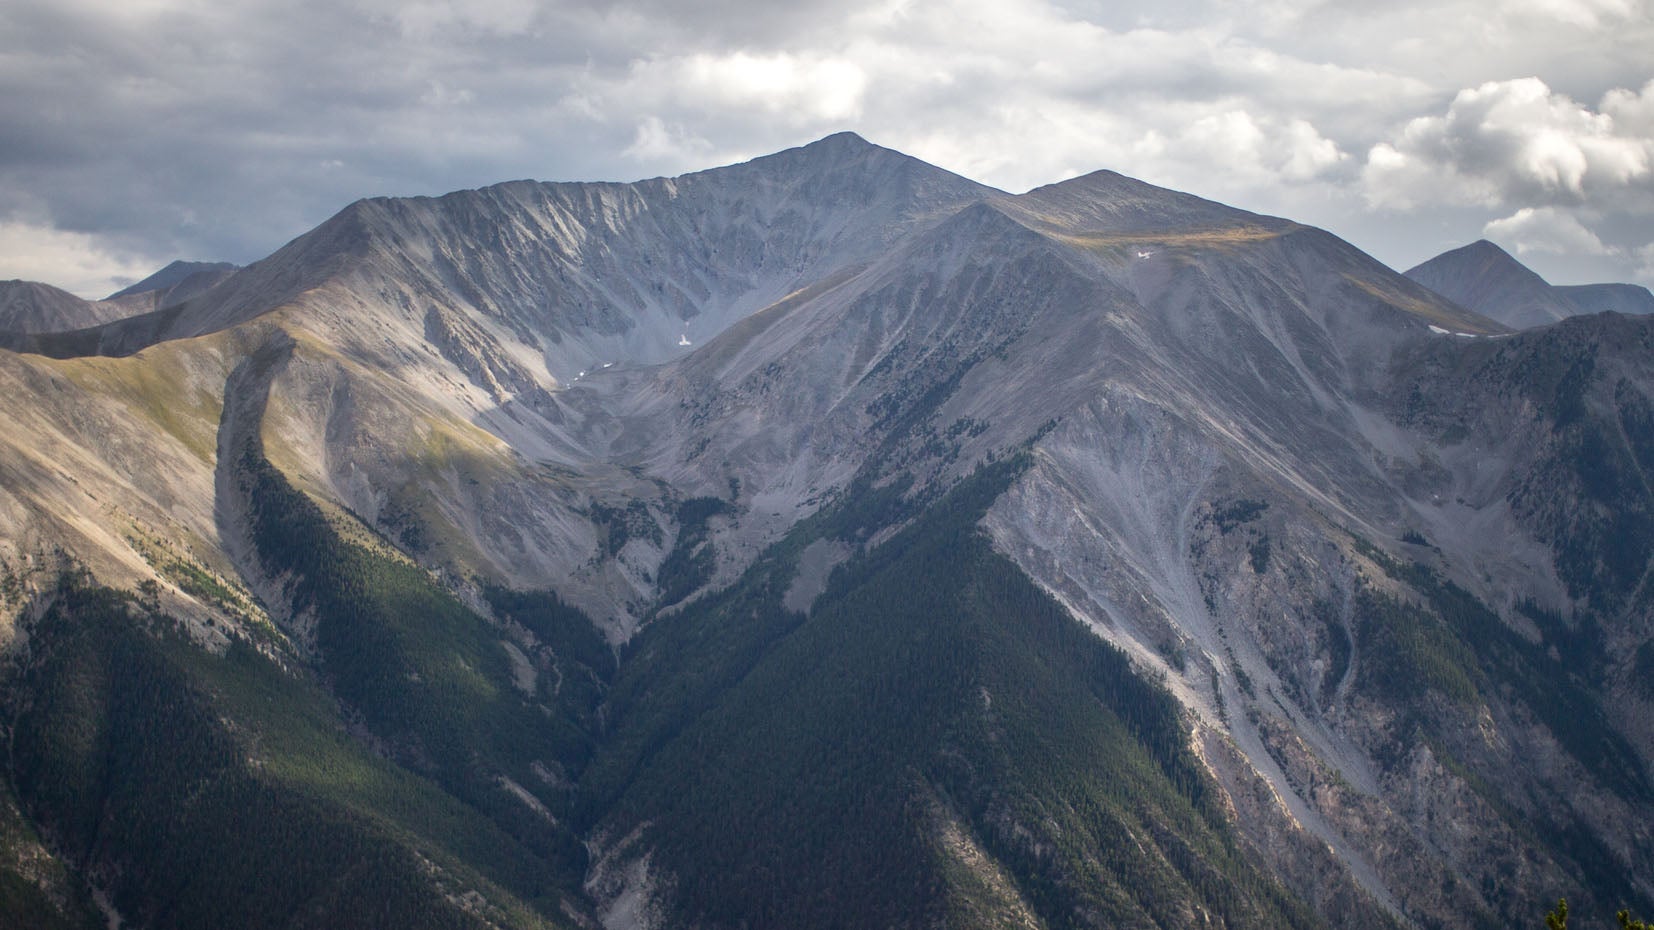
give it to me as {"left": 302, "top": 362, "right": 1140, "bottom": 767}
{"left": 106, "top": 260, "right": 238, "bottom": 300}
{"left": 0, "top": 260, "right": 239, "bottom": 337}
{"left": 105, "top": 259, "right": 239, "bottom": 306}
{"left": 1405, "top": 238, "right": 1654, "bottom": 327}
{"left": 1557, "top": 282, "right": 1654, "bottom": 316}
{"left": 1, "top": 134, "right": 1650, "bottom": 930}
{"left": 0, "top": 280, "right": 135, "bottom": 333}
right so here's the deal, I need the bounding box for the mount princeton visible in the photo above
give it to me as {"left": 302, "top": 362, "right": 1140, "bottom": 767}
{"left": 0, "top": 132, "right": 1650, "bottom": 930}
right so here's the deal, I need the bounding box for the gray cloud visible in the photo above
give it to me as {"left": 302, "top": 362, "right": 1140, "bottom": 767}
{"left": 1, "top": 0, "right": 1650, "bottom": 295}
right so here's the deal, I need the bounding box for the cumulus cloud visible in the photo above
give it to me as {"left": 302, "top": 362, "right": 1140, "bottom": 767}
{"left": 1125, "top": 110, "right": 1347, "bottom": 192}
{"left": 1362, "top": 77, "right": 1654, "bottom": 210}
{"left": 618, "top": 51, "right": 869, "bottom": 128}
{"left": 1484, "top": 206, "right": 1612, "bottom": 256}
{"left": 621, "top": 117, "right": 716, "bottom": 164}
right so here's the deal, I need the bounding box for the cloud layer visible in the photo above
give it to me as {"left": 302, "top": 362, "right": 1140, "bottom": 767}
{"left": 1, "top": 0, "right": 1651, "bottom": 295}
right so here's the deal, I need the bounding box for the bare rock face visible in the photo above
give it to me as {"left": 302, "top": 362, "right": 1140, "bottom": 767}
{"left": 1, "top": 134, "right": 1651, "bottom": 929}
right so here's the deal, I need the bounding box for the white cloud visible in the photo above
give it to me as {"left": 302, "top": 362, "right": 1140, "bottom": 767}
{"left": 676, "top": 52, "right": 868, "bottom": 122}
{"left": 0, "top": 221, "right": 157, "bottom": 299}
{"left": 1281, "top": 119, "right": 1346, "bottom": 180}
{"left": 1120, "top": 110, "right": 1345, "bottom": 189}
{"left": 621, "top": 117, "right": 715, "bottom": 164}
{"left": 1602, "top": 79, "right": 1654, "bottom": 134}
{"left": 1185, "top": 110, "right": 1267, "bottom": 165}
{"left": 1484, "top": 206, "right": 1612, "bottom": 256}
{"left": 1361, "top": 77, "right": 1654, "bottom": 210}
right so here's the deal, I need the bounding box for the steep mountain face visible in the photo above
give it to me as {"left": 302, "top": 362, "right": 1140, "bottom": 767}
{"left": 0, "top": 135, "right": 1650, "bottom": 930}
{"left": 1406, "top": 238, "right": 1654, "bottom": 328}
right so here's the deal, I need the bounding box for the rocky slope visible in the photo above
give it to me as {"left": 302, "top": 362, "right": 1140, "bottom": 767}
{"left": 0, "top": 134, "right": 1650, "bottom": 930}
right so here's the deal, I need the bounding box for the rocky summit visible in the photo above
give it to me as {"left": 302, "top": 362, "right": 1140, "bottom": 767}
{"left": 0, "top": 133, "right": 1650, "bottom": 930}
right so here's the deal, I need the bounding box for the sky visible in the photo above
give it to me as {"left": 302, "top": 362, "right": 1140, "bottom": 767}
{"left": 1, "top": 0, "right": 1651, "bottom": 298}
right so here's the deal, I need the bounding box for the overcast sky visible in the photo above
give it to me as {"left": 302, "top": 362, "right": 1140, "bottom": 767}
{"left": 2, "top": 0, "right": 1651, "bottom": 297}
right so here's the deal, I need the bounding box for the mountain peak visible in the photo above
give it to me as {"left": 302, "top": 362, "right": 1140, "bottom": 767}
{"left": 107, "top": 260, "right": 239, "bottom": 301}
{"left": 1419, "top": 238, "right": 1525, "bottom": 271}
{"left": 1008, "top": 167, "right": 1277, "bottom": 235}
{"left": 1406, "top": 239, "right": 1577, "bottom": 328}
{"left": 1461, "top": 238, "right": 1509, "bottom": 256}
{"left": 730, "top": 130, "right": 947, "bottom": 181}
{"left": 803, "top": 130, "right": 873, "bottom": 150}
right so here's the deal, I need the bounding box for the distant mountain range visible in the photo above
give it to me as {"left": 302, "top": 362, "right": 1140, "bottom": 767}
{"left": 1405, "top": 238, "right": 1654, "bottom": 328}
{"left": 0, "top": 133, "right": 1650, "bottom": 930}
{"left": 105, "top": 259, "right": 239, "bottom": 303}
{"left": 0, "top": 260, "right": 239, "bottom": 336}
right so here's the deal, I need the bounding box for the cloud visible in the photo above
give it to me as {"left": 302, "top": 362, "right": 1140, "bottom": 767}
{"left": 0, "top": 220, "right": 158, "bottom": 298}
{"left": 557, "top": 0, "right": 1387, "bottom": 200}
{"left": 616, "top": 51, "right": 869, "bottom": 129}
{"left": 621, "top": 117, "right": 715, "bottom": 164}
{"left": 0, "top": 0, "right": 1650, "bottom": 291}
{"left": 1484, "top": 206, "right": 1612, "bottom": 256}
{"left": 1513, "top": 0, "right": 1640, "bottom": 27}
{"left": 1361, "top": 77, "right": 1654, "bottom": 211}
